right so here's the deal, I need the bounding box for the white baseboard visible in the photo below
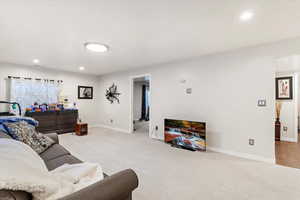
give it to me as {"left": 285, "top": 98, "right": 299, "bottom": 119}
{"left": 88, "top": 124, "right": 101, "bottom": 129}
{"left": 280, "top": 137, "right": 297, "bottom": 143}
{"left": 93, "top": 124, "right": 131, "bottom": 134}
{"left": 207, "top": 147, "right": 275, "bottom": 164}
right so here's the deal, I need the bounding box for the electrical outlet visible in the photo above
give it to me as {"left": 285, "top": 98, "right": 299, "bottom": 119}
{"left": 283, "top": 126, "right": 288, "bottom": 131}
{"left": 186, "top": 88, "right": 192, "bottom": 94}
{"left": 155, "top": 126, "right": 158, "bottom": 131}
{"left": 249, "top": 139, "right": 255, "bottom": 146}
{"left": 110, "top": 119, "right": 114, "bottom": 123}
{"left": 257, "top": 99, "right": 267, "bottom": 107}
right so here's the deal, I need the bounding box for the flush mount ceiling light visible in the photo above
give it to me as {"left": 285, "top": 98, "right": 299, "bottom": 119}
{"left": 33, "top": 59, "right": 40, "bottom": 64}
{"left": 79, "top": 66, "right": 85, "bottom": 71}
{"left": 84, "top": 42, "right": 109, "bottom": 53}
{"left": 240, "top": 11, "right": 254, "bottom": 21}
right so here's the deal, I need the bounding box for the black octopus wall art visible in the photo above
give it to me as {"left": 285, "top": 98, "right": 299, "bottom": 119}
{"left": 106, "top": 83, "right": 121, "bottom": 104}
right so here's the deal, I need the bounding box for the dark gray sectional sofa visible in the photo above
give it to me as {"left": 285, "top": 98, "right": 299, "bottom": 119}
{"left": 0, "top": 131, "right": 139, "bottom": 200}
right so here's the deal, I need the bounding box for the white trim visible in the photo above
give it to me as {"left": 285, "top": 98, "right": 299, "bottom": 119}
{"left": 208, "top": 147, "right": 276, "bottom": 164}
{"left": 294, "top": 73, "right": 298, "bottom": 143}
{"left": 280, "top": 137, "right": 298, "bottom": 143}
{"left": 88, "top": 124, "right": 102, "bottom": 129}
{"left": 94, "top": 124, "right": 130, "bottom": 134}
{"left": 129, "top": 74, "right": 152, "bottom": 138}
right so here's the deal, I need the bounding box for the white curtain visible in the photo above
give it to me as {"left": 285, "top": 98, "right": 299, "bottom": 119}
{"left": 10, "top": 79, "right": 62, "bottom": 115}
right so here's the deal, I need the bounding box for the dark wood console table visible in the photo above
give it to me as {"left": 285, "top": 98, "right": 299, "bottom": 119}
{"left": 25, "top": 110, "right": 78, "bottom": 134}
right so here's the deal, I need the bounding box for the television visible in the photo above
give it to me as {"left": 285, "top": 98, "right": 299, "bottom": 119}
{"left": 164, "top": 119, "right": 206, "bottom": 151}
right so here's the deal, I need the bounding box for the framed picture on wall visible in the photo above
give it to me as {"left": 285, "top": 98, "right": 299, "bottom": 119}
{"left": 78, "top": 86, "right": 93, "bottom": 99}
{"left": 276, "top": 76, "right": 293, "bottom": 100}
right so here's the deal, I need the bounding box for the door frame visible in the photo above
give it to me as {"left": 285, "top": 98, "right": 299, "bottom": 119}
{"left": 129, "top": 74, "right": 152, "bottom": 138}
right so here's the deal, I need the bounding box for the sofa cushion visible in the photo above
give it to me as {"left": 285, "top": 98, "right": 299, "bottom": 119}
{"left": 40, "top": 144, "right": 70, "bottom": 162}
{"left": 0, "top": 190, "right": 32, "bottom": 200}
{"left": 45, "top": 133, "right": 59, "bottom": 144}
{"left": 45, "top": 155, "right": 82, "bottom": 171}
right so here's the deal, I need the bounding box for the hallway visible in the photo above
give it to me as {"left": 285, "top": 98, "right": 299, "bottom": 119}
{"left": 134, "top": 120, "right": 149, "bottom": 134}
{"left": 276, "top": 134, "right": 300, "bottom": 168}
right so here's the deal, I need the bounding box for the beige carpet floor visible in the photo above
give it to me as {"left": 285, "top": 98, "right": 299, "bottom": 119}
{"left": 60, "top": 127, "right": 300, "bottom": 200}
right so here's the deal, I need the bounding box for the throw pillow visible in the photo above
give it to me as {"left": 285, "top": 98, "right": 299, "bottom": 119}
{"left": 0, "top": 116, "right": 39, "bottom": 139}
{"left": 3, "top": 121, "right": 55, "bottom": 154}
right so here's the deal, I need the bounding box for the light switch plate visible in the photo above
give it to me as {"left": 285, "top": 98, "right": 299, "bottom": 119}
{"left": 186, "top": 88, "right": 192, "bottom": 94}
{"left": 249, "top": 139, "right": 255, "bottom": 146}
{"left": 258, "top": 99, "right": 267, "bottom": 107}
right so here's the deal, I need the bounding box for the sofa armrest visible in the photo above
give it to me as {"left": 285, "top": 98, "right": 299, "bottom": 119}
{"left": 59, "top": 169, "right": 138, "bottom": 200}
{"left": 0, "top": 190, "right": 32, "bottom": 200}
{"left": 45, "top": 133, "right": 59, "bottom": 144}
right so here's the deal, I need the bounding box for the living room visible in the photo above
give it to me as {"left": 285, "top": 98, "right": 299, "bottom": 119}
{"left": 1, "top": 1, "right": 300, "bottom": 200}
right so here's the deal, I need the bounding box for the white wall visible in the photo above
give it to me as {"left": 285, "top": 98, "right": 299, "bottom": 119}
{"left": 96, "top": 38, "right": 300, "bottom": 163}
{"left": 275, "top": 72, "right": 298, "bottom": 142}
{"left": 0, "top": 63, "right": 99, "bottom": 126}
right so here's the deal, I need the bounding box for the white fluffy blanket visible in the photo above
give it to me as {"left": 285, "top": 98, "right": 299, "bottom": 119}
{"left": 0, "top": 139, "right": 103, "bottom": 200}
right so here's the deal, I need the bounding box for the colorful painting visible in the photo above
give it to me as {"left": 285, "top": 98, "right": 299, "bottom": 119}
{"left": 164, "top": 119, "right": 206, "bottom": 151}
{"left": 276, "top": 77, "right": 293, "bottom": 100}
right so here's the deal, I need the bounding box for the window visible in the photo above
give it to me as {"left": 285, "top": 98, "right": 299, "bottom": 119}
{"left": 9, "top": 78, "right": 62, "bottom": 115}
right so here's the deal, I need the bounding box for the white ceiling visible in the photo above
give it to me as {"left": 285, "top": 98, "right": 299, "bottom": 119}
{"left": 1, "top": 0, "right": 300, "bottom": 75}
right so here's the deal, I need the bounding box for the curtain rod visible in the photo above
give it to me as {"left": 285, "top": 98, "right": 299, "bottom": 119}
{"left": 7, "top": 76, "right": 63, "bottom": 83}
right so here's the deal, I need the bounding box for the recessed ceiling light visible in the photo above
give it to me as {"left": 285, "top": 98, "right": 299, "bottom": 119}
{"left": 85, "top": 42, "right": 109, "bottom": 53}
{"left": 240, "top": 11, "right": 254, "bottom": 21}
{"left": 33, "top": 59, "right": 40, "bottom": 64}
{"left": 79, "top": 66, "right": 85, "bottom": 71}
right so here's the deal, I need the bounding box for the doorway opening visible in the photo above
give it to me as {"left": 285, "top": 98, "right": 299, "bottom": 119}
{"left": 130, "top": 75, "right": 151, "bottom": 137}
{"left": 275, "top": 55, "right": 300, "bottom": 168}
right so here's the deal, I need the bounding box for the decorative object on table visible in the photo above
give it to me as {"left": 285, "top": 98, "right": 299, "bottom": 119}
{"left": 48, "top": 104, "right": 56, "bottom": 111}
{"left": 26, "top": 107, "right": 32, "bottom": 112}
{"left": 276, "top": 76, "right": 293, "bottom": 100}
{"left": 57, "top": 104, "right": 64, "bottom": 110}
{"left": 59, "top": 95, "right": 70, "bottom": 107}
{"left": 25, "top": 102, "right": 71, "bottom": 113}
{"left": 39, "top": 103, "right": 48, "bottom": 112}
{"left": 33, "top": 102, "right": 39, "bottom": 111}
{"left": 78, "top": 86, "right": 93, "bottom": 99}
{"left": 105, "top": 83, "right": 121, "bottom": 104}
{"left": 75, "top": 123, "right": 88, "bottom": 136}
{"left": 275, "top": 101, "right": 282, "bottom": 141}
